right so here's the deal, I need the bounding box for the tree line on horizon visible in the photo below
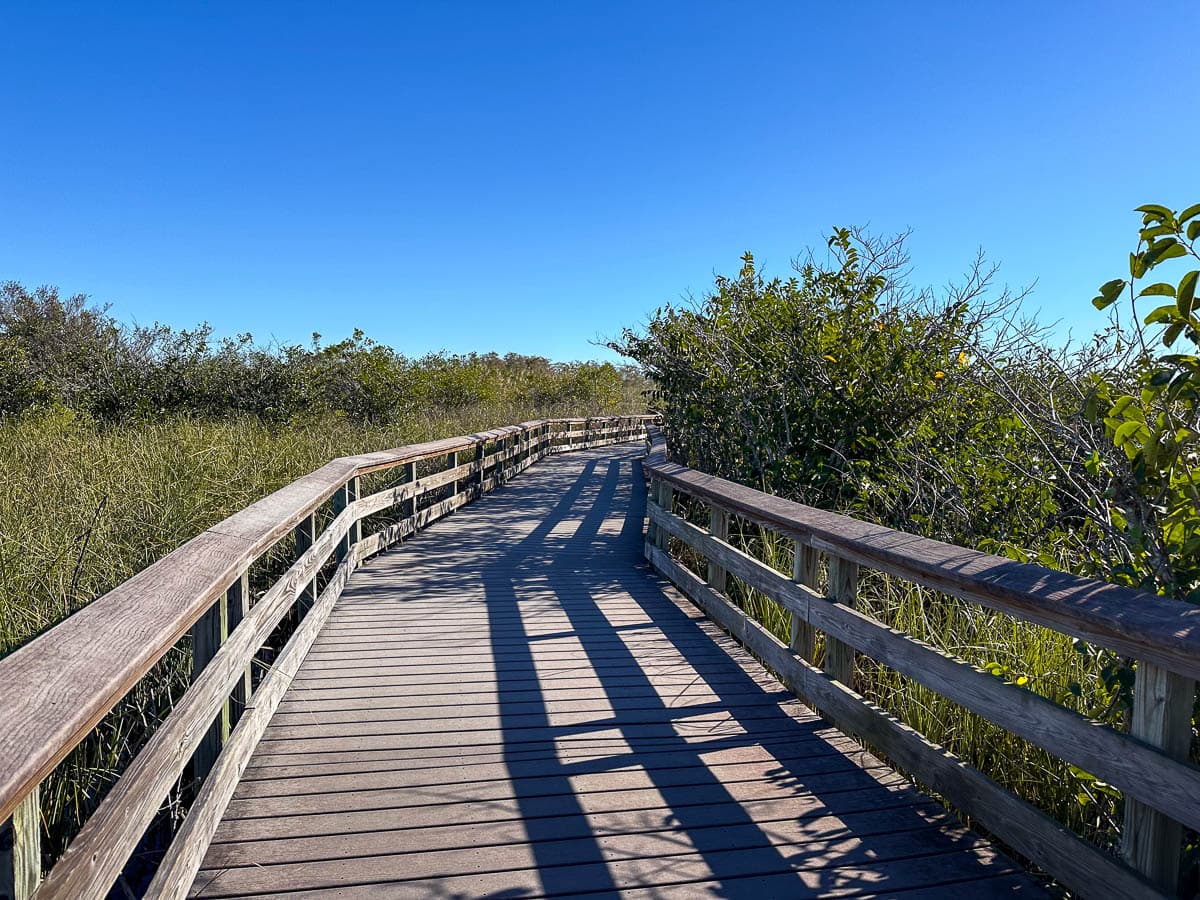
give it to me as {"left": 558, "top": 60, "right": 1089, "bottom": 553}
{"left": 0, "top": 281, "right": 646, "bottom": 424}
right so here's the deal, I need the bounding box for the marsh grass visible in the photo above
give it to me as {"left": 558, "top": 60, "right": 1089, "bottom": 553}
{"left": 0, "top": 402, "right": 622, "bottom": 876}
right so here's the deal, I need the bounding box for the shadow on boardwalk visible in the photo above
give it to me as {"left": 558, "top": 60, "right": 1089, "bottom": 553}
{"left": 190, "top": 444, "right": 1038, "bottom": 898}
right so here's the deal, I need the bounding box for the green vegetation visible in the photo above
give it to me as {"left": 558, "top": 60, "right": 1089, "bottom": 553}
{"left": 612, "top": 205, "right": 1200, "bottom": 868}
{"left": 0, "top": 287, "right": 644, "bottom": 869}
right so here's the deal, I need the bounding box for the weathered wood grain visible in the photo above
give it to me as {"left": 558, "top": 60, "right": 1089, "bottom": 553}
{"left": 0, "top": 417, "right": 653, "bottom": 827}
{"left": 648, "top": 500, "right": 1200, "bottom": 834}
{"left": 189, "top": 444, "right": 1033, "bottom": 898}
{"left": 146, "top": 547, "right": 357, "bottom": 900}
{"left": 646, "top": 543, "right": 1157, "bottom": 900}
{"left": 1122, "top": 662, "right": 1196, "bottom": 893}
{"left": 643, "top": 430, "right": 1200, "bottom": 680}
{"left": 0, "top": 786, "right": 39, "bottom": 900}
{"left": 790, "top": 539, "right": 819, "bottom": 665}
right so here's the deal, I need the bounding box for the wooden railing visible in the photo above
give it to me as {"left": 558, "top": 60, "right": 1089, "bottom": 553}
{"left": 642, "top": 428, "right": 1200, "bottom": 899}
{"left": 0, "top": 415, "right": 656, "bottom": 900}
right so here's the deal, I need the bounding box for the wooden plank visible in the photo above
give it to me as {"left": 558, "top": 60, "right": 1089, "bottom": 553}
{"left": 223, "top": 572, "right": 251, "bottom": 739}
{"left": 145, "top": 548, "right": 356, "bottom": 900}
{"left": 707, "top": 504, "right": 729, "bottom": 592}
{"left": 1122, "top": 663, "right": 1195, "bottom": 893}
{"left": 790, "top": 539, "right": 818, "bottom": 664}
{"left": 293, "top": 512, "right": 317, "bottom": 615}
{"left": 649, "top": 500, "right": 1200, "bottom": 834}
{"left": 33, "top": 505, "right": 357, "bottom": 900}
{"left": 189, "top": 444, "right": 1031, "bottom": 899}
{"left": 190, "top": 594, "right": 226, "bottom": 785}
{"left": 647, "top": 543, "right": 1159, "bottom": 900}
{"left": 643, "top": 431, "right": 1200, "bottom": 680}
{"left": 0, "top": 418, "right": 655, "bottom": 827}
{"left": 190, "top": 827, "right": 1002, "bottom": 897}
{"left": 0, "top": 527, "right": 249, "bottom": 826}
{"left": 0, "top": 786, "right": 39, "bottom": 900}
{"left": 332, "top": 476, "right": 359, "bottom": 564}
{"left": 825, "top": 555, "right": 858, "bottom": 686}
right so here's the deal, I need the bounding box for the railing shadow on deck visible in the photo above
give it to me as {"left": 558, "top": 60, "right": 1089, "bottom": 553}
{"left": 327, "top": 447, "right": 1009, "bottom": 898}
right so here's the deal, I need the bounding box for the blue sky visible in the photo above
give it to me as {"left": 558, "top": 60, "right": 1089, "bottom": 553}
{"left": 2, "top": 2, "right": 1196, "bottom": 362}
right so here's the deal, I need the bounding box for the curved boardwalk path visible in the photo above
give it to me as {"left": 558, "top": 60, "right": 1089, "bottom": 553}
{"left": 189, "top": 444, "right": 1040, "bottom": 898}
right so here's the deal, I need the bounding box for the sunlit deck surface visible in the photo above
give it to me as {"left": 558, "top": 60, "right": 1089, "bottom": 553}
{"left": 190, "top": 444, "right": 1041, "bottom": 898}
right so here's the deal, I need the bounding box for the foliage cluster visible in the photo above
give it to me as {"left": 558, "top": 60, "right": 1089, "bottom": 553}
{"left": 0, "top": 281, "right": 644, "bottom": 423}
{"left": 612, "top": 204, "right": 1200, "bottom": 866}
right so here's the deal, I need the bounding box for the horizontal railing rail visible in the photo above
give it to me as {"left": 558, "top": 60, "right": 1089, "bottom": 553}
{"left": 0, "top": 415, "right": 657, "bottom": 900}
{"left": 642, "top": 428, "right": 1199, "bottom": 899}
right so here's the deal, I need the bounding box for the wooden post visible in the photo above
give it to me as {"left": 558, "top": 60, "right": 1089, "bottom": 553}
{"left": 472, "top": 443, "right": 484, "bottom": 498}
{"left": 403, "top": 460, "right": 419, "bottom": 519}
{"left": 333, "top": 476, "right": 360, "bottom": 565}
{"left": 655, "top": 483, "right": 673, "bottom": 552}
{"left": 790, "top": 540, "right": 819, "bottom": 665}
{"left": 824, "top": 555, "right": 859, "bottom": 687}
{"left": 294, "top": 512, "right": 317, "bottom": 615}
{"left": 707, "top": 505, "right": 729, "bottom": 593}
{"left": 646, "top": 477, "right": 659, "bottom": 548}
{"left": 224, "top": 571, "right": 251, "bottom": 739}
{"left": 446, "top": 450, "right": 459, "bottom": 501}
{"left": 1122, "top": 662, "right": 1194, "bottom": 893}
{"left": 191, "top": 593, "right": 226, "bottom": 784}
{"left": 0, "top": 786, "right": 40, "bottom": 900}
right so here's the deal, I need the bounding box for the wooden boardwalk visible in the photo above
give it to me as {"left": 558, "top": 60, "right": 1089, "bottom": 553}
{"left": 189, "top": 444, "right": 1039, "bottom": 898}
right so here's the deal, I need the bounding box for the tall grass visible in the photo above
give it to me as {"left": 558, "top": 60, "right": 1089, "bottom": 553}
{"left": 0, "top": 401, "right": 634, "bottom": 876}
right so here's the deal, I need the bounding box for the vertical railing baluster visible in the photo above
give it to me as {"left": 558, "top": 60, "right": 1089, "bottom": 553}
{"left": 1122, "top": 662, "right": 1194, "bottom": 893}
{"left": 824, "top": 556, "right": 858, "bottom": 686}
{"left": 707, "top": 504, "right": 729, "bottom": 593}
{"left": 294, "top": 512, "right": 317, "bottom": 616}
{"left": 191, "top": 592, "right": 226, "bottom": 783}
{"left": 655, "top": 483, "right": 673, "bottom": 552}
{"left": 333, "top": 476, "right": 360, "bottom": 565}
{"left": 0, "top": 786, "right": 40, "bottom": 900}
{"left": 646, "top": 476, "right": 659, "bottom": 550}
{"left": 790, "top": 541, "right": 819, "bottom": 665}
{"left": 224, "top": 571, "right": 251, "bottom": 738}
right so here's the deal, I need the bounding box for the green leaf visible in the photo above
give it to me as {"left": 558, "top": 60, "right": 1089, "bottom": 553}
{"left": 1114, "top": 420, "right": 1145, "bottom": 447}
{"left": 1179, "top": 203, "right": 1200, "bottom": 224}
{"left": 1177, "top": 270, "right": 1198, "bottom": 317}
{"left": 1143, "top": 239, "right": 1187, "bottom": 268}
{"left": 1136, "top": 204, "right": 1174, "bottom": 221}
{"left": 1145, "top": 304, "right": 1177, "bottom": 325}
{"left": 1138, "top": 282, "right": 1176, "bottom": 298}
{"left": 1130, "top": 253, "right": 1147, "bottom": 279}
{"left": 1092, "top": 278, "right": 1127, "bottom": 309}
{"left": 1189, "top": 221, "right": 1200, "bottom": 241}
{"left": 1164, "top": 321, "right": 1185, "bottom": 347}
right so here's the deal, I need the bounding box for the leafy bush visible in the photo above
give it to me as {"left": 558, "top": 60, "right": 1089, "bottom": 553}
{"left": 0, "top": 281, "right": 646, "bottom": 423}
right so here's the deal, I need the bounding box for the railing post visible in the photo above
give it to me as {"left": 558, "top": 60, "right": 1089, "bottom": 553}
{"left": 448, "top": 450, "right": 459, "bottom": 501}
{"left": 474, "top": 442, "right": 485, "bottom": 498}
{"left": 403, "top": 461, "right": 418, "bottom": 520}
{"left": 191, "top": 592, "right": 226, "bottom": 783}
{"left": 646, "top": 476, "right": 659, "bottom": 549}
{"left": 294, "top": 512, "right": 317, "bottom": 615}
{"left": 224, "top": 571, "right": 251, "bottom": 739}
{"left": 333, "top": 476, "right": 360, "bottom": 564}
{"left": 707, "top": 504, "right": 729, "bottom": 593}
{"left": 655, "top": 483, "right": 673, "bottom": 552}
{"left": 824, "top": 555, "right": 858, "bottom": 686}
{"left": 1122, "top": 662, "right": 1194, "bottom": 893}
{"left": 790, "top": 541, "right": 819, "bottom": 665}
{"left": 0, "top": 786, "right": 40, "bottom": 900}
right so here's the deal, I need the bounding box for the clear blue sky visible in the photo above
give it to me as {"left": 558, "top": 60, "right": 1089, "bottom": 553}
{"left": 2, "top": 2, "right": 1196, "bottom": 362}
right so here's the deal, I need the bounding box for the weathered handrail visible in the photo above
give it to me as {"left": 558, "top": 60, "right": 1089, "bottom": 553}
{"left": 0, "top": 415, "right": 656, "bottom": 899}
{"left": 642, "top": 428, "right": 1199, "bottom": 899}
